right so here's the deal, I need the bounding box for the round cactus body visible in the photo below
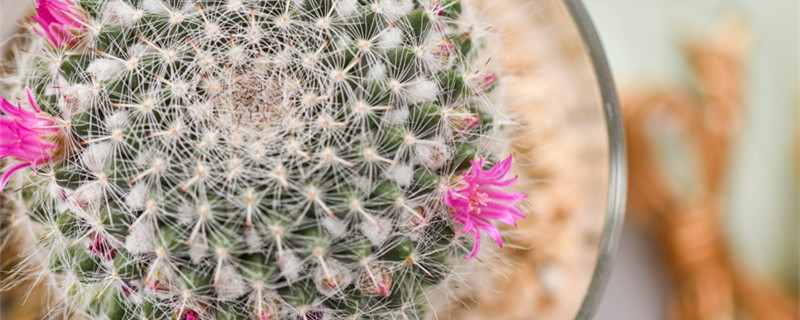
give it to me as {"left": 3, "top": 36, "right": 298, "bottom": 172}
{"left": 0, "top": 0, "right": 527, "bottom": 319}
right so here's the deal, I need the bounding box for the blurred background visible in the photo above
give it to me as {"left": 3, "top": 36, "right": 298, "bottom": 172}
{"left": 584, "top": 0, "right": 799, "bottom": 319}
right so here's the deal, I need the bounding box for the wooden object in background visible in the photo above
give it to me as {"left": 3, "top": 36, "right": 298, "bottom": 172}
{"left": 623, "top": 17, "right": 799, "bottom": 320}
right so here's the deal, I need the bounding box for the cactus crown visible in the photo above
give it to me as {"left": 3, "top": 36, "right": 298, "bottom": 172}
{"left": 2, "top": 0, "right": 520, "bottom": 319}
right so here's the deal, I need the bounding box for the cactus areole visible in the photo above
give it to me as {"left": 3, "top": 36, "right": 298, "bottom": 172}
{"left": 2, "top": 0, "right": 527, "bottom": 318}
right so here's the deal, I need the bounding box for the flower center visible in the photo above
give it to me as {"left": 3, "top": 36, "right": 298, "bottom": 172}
{"left": 467, "top": 185, "right": 490, "bottom": 213}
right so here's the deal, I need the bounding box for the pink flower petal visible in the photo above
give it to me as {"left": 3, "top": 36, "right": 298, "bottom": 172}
{"left": 31, "top": 0, "right": 85, "bottom": 49}
{"left": 25, "top": 88, "right": 43, "bottom": 113}
{"left": 0, "top": 89, "right": 60, "bottom": 190}
{"left": 0, "top": 162, "right": 31, "bottom": 190}
{"left": 465, "top": 231, "right": 482, "bottom": 259}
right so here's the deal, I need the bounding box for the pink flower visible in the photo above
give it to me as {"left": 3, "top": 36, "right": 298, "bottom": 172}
{"left": 444, "top": 155, "right": 526, "bottom": 259}
{"left": 121, "top": 281, "right": 138, "bottom": 295}
{"left": 0, "top": 89, "right": 61, "bottom": 190}
{"left": 359, "top": 266, "right": 392, "bottom": 297}
{"left": 176, "top": 307, "right": 207, "bottom": 320}
{"left": 471, "top": 72, "right": 497, "bottom": 92}
{"left": 253, "top": 298, "right": 281, "bottom": 320}
{"left": 431, "top": 3, "right": 444, "bottom": 16}
{"left": 450, "top": 113, "right": 480, "bottom": 134}
{"left": 145, "top": 266, "right": 171, "bottom": 293}
{"left": 432, "top": 42, "right": 455, "bottom": 61}
{"left": 31, "top": 0, "right": 87, "bottom": 50}
{"left": 88, "top": 232, "right": 117, "bottom": 261}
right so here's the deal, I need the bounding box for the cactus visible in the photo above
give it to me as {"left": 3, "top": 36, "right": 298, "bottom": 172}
{"left": 0, "top": 0, "right": 527, "bottom": 319}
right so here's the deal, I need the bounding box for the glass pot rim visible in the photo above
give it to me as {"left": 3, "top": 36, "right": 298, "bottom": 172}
{"left": 561, "top": 0, "right": 628, "bottom": 318}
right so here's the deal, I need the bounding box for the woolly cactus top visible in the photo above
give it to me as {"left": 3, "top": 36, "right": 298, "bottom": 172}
{"left": 0, "top": 0, "right": 527, "bottom": 319}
